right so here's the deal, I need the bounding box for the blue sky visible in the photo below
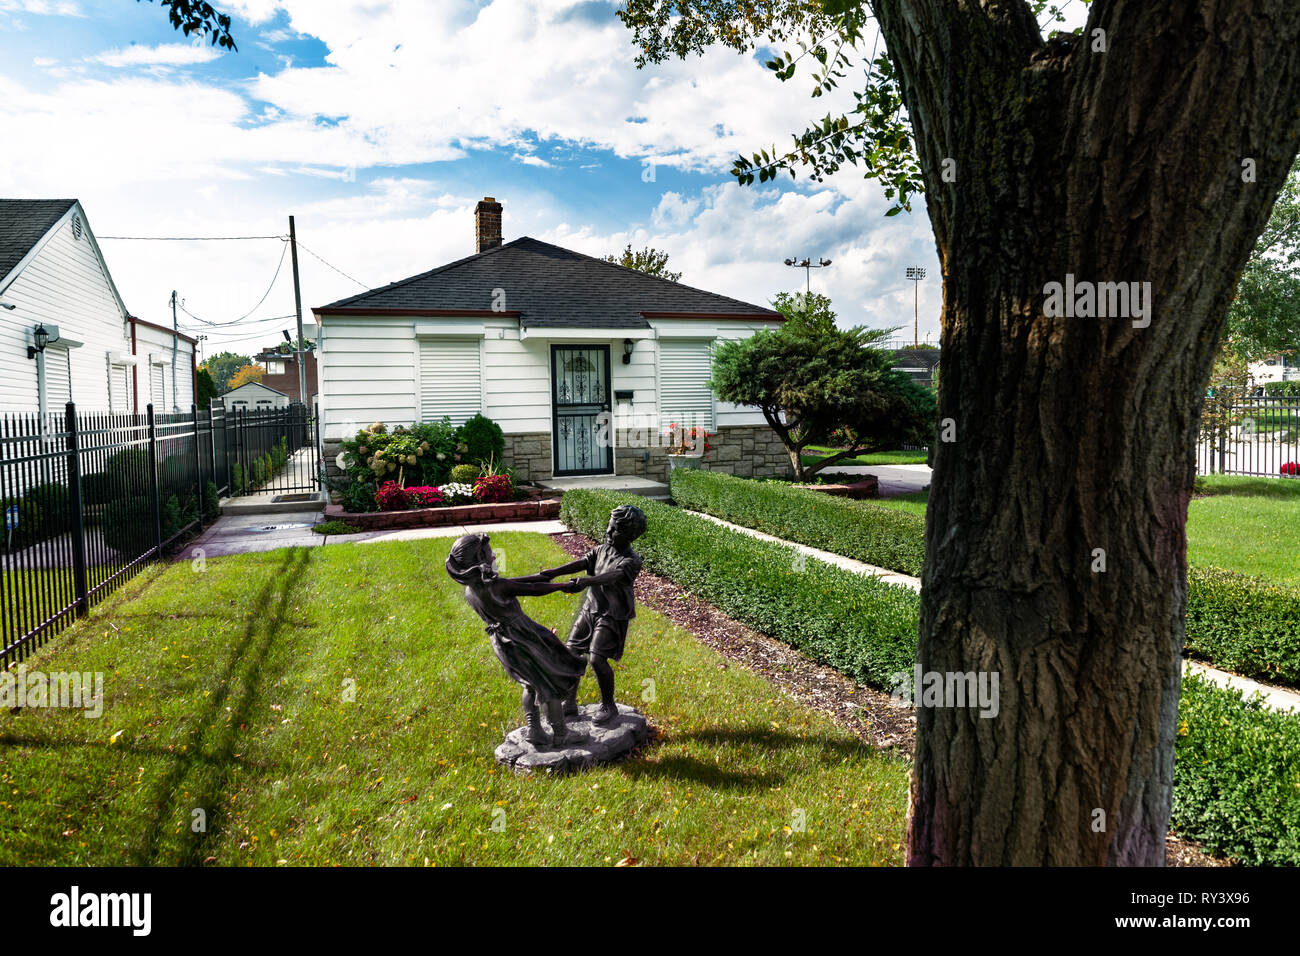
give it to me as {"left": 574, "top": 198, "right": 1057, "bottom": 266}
{"left": 0, "top": 0, "right": 1086, "bottom": 357}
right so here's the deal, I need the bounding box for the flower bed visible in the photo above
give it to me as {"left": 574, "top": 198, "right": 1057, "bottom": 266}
{"left": 326, "top": 496, "right": 561, "bottom": 531}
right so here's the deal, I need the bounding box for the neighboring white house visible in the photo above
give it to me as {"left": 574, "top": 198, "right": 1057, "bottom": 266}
{"left": 128, "top": 316, "right": 196, "bottom": 414}
{"left": 223, "top": 380, "right": 289, "bottom": 410}
{"left": 313, "top": 197, "right": 791, "bottom": 482}
{"left": 0, "top": 199, "right": 135, "bottom": 417}
{"left": 1248, "top": 352, "right": 1300, "bottom": 391}
{"left": 0, "top": 199, "right": 194, "bottom": 418}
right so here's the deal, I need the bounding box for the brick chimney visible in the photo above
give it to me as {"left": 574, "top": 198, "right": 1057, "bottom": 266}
{"left": 475, "top": 196, "right": 502, "bottom": 253}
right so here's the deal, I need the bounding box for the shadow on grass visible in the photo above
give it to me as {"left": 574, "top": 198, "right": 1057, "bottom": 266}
{"left": 618, "top": 726, "right": 879, "bottom": 791}
{"left": 134, "top": 546, "right": 314, "bottom": 866}
{"left": 1198, "top": 476, "right": 1300, "bottom": 499}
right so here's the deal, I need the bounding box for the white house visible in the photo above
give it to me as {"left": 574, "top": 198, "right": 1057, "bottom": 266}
{"left": 313, "top": 197, "right": 792, "bottom": 482}
{"left": 0, "top": 199, "right": 135, "bottom": 417}
{"left": 128, "top": 316, "right": 196, "bottom": 414}
{"left": 223, "top": 380, "right": 289, "bottom": 410}
{"left": 0, "top": 199, "right": 194, "bottom": 418}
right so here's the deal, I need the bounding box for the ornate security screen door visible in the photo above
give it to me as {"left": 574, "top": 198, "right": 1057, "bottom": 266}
{"left": 551, "top": 345, "right": 613, "bottom": 476}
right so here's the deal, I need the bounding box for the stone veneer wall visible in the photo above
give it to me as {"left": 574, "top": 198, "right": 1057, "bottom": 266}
{"left": 502, "top": 432, "right": 554, "bottom": 482}
{"left": 612, "top": 423, "right": 792, "bottom": 483}
{"left": 326, "top": 424, "right": 793, "bottom": 491}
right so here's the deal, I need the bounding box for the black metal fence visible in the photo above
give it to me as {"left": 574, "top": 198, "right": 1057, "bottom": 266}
{"left": 1, "top": 400, "right": 317, "bottom": 667}
{"left": 1197, "top": 395, "right": 1300, "bottom": 477}
{"left": 228, "top": 403, "right": 318, "bottom": 498}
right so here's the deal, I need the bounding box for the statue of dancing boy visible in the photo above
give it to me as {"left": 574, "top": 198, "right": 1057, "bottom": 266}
{"left": 538, "top": 505, "right": 647, "bottom": 725}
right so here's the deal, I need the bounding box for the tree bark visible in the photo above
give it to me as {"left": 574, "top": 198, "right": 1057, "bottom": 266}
{"left": 869, "top": 0, "right": 1300, "bottom": 864}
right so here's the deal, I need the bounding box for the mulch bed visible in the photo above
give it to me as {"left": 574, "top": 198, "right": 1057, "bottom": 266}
{"left": 551, "top": 530, "right": 1229, "bottom": 868}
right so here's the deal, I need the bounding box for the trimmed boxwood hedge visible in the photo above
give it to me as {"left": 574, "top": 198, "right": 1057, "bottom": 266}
{"left": 1185, "top": 567, "right": 1300, "bottom": 686}
{"left": 1172, "top": 675, "right": 1300, "bottom": 866}
{"left": 670, "top": 469, "right": 926, "bottom": 576}
{"left": 674, "top": 469, "right": 1300, "bottom": 689}
{"left": 563, "top": 488, "right": 1300, "bottom": 865}
{"left": 561, "top": 489, "right": 921, "bottom": 689}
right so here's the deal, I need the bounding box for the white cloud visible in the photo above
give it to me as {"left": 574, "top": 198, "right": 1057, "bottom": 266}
{"left": 0, "top": 1, "right": 83, "bottom": 16}
{"left": 0, "top": 0, "right": 946, "bottom": 349}
{"left": 90, "top": 43, "right": 223, "bottom": 68}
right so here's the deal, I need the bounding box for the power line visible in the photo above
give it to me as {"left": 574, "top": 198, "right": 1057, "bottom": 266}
{"left": 178, "top": 313, "right": 298, "bottom": 337}
{"left": 98, "top": 234, "right": 286, "bottom": 241}
{"left": 175, "top": 240, "right": 290, "bottom": 327}
{"left": 293, "top": 239, "right": 371, "bottom": 290}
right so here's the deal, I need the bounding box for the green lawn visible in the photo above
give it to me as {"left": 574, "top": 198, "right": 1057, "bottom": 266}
{"left": 1187, "top": 475, "right": 1300, "bottom": 585}
{"left": 0, "top": 534, "right": 908, "bottom": 866}
{"left": 801, "top": 447, "right": 929, "bottom": 466}
{"left": 853, "top": 478, "right": 1299, "bottom": 584}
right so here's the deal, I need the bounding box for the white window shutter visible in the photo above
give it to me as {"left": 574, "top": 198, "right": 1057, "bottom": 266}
{"left": 658, "top": 339, "right": 715, "bottom": 430}
{"left": 419, "top": 338, "right": 482, "bottom": 425}
{"left": 46, "top": 346, "right": 72, "bottom": 409}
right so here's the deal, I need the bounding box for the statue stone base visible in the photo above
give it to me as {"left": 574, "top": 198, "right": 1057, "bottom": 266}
{"left": 495, "top": 703, "right": 653, "bottom": 775}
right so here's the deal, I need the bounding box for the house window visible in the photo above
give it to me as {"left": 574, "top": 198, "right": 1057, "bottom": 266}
{"left": 418, "top": 338, "right": 482, "bottom": 425}
{"left": 658, "top": 339, "right": 715, "bottom": 430}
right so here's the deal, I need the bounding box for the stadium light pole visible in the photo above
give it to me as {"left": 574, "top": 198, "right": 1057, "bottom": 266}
{"left": 905, "top": 266, "right": 927, "bottom": 347}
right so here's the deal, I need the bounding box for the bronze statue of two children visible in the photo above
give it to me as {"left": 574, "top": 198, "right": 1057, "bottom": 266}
{"left": 445, "top": 505, "right": 647, "bottom": 749}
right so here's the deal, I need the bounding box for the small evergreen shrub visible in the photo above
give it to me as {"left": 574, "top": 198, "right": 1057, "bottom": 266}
{"left": 457, "top": 413, "right": 505, "bottom": 467}
{"left": 450, "top": 464, "right": 480, "bottom": 484}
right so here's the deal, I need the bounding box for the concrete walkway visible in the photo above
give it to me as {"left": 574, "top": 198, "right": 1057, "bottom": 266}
{"left": 686, "top": 510, "right": 920, "bottom": 589}
{"left": 539, "top": 474, "right": 669, "bottom": 499}
{"left": 688, "top": 509, "right": 1300, "bottom": 715}
{"left": 189, "top": 510, "right": 568, "bottom": 557}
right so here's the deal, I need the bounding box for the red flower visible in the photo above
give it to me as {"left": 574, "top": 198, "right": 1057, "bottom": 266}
{"left": 1282, "top": 461, "right": 1299, "bottom": 476}
{"left": 473, "top": 474, "right": 513, "bottom": 503}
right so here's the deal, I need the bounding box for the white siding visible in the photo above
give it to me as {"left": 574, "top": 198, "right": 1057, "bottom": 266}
{"left": 318, "top": 315, "right": 418, "bottom": 439}
{"left": 418, "top": 337, "right": 482, "bottom": 425}
{"left": 132, "top": 323, "right": 194, "bottom": 413}
{"left": 0, "top": 206, "right": 131, "bottom": 414}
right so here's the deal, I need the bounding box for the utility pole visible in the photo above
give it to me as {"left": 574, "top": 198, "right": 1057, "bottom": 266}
{"left": 170, "top": 290, "right": 179, "bottom": 412}
{"left": 905, "top": 266, "right": 927, "bottom": 348}
{"left": 288, "top": 216, "right": 308, "bottom": 405}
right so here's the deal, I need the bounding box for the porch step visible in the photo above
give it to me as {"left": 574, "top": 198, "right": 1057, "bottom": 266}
{"left": 537, "top": 476, "right": 670, "bottom": 501}
{"left": 220, "top": 494, "right": 326, "bottom": 515}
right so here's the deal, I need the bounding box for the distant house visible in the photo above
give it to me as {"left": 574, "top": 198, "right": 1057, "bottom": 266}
{"left": 1248, "top": 352, "right": 1299, "bottom": 392}
{"left": 0, "top": 198, "right": 194, "bottom": 417}
{"left": 223, "top": 380, "right": 289, "bottom": 410}
{"left": 891, "top": 347, "right": 941, "bottom": 387}
{"left": 313, "top": 197, "right": 791, "bottom": 482}
{"left": 256, "top": 337, "right": 318, "bottom": 404}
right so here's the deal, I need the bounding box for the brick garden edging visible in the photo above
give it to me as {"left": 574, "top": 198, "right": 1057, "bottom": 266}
{"left": 326, "top": 497, "right": 561, "bottom": 530}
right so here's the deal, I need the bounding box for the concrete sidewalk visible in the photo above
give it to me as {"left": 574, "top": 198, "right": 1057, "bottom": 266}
{"left": 190, "top": 510, "right": 568, "bottom": 557}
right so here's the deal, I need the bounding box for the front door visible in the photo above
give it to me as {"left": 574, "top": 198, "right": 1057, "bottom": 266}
{"left": 551, "top": 345, "right": 613, "bottom": 476}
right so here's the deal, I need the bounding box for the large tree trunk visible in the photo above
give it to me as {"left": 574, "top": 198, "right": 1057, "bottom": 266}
{"left": 870, "top": 0, "right": 1300, "bottom": 864}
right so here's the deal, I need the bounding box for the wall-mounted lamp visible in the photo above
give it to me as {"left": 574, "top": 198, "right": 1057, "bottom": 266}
{"left": 622, "top": 338, "right": 634, "bottom": 365}
{"left": 27, "top": 323, "right": 53, "bottom": 360}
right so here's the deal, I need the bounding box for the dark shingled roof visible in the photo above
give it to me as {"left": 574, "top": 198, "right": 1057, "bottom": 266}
{"left": 318, "top": 236, "right": 781, "bottom": 329}
{"left": 0, "top": 199, "right": 76, "bottom": 284}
